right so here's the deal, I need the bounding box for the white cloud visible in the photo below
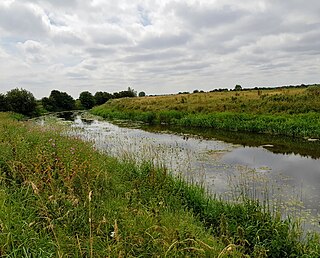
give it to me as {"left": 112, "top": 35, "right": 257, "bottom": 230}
{"left": 0, "top": 0, "right": 319, "bottom": 98}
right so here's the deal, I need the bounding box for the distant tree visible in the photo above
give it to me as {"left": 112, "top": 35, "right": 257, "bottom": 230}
{"left": 193, "top": 90, "right": 199, "bottom": 93}
{"left": 127, "top": 87, "right": 137, "bottom": 97}
{"left": 235, "top": 85, "right": 242, "bottom": 91}
{"left": 42, "top": 90, "right": 75, "bottom": 112}
{"left": 114, "top": 88, "right": 137, "bottom": 99}
{"left": 79, "top": 91, "right": 95, "bottom": 109}
{"left": 138, "top": 91, "right": 146, "bottom": 97}
{"left": 6, "top": 88, "right": 37, "bottom": 116}
{"left": 94, "top": 91, "right": 113, "bottom": 105}
{"left": 0, "top": 93, "right": 8, "bottom": 111}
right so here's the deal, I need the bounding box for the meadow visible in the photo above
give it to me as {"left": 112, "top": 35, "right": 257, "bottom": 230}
{"left": 92, "top": 85, "right": 320, "bottom": 138}
{"left": 0, "top": 112, "right": 319, "bottom": 257}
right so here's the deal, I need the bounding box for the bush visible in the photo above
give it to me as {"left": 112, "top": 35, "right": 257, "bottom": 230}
{"left": 6, "top": 88, "right": 37, "bottom": 116}
{"left": 306, "top": 85, "right": 320, "bottom": 96}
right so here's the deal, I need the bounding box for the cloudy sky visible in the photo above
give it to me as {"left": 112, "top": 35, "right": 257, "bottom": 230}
{"left": 0, "top": 0, "right": 319, "bottom": 98}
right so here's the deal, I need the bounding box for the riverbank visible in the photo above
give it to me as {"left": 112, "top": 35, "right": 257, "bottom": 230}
{"left": 91, "top": 86, "right": 320, "bottom": 138}
{"left": 0, "top": 112, "right": 319, "bottom": 257}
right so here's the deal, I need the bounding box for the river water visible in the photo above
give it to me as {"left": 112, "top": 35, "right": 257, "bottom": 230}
{"left": 42, "top": 112, "right": 320, "bottom": 231}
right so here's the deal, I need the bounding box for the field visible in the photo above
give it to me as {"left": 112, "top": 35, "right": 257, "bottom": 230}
{"left": 92, "top": 86, "right": 320, "bottom": 138}
{"left": 0, "top": 112, "right": 319, "bottom": 257}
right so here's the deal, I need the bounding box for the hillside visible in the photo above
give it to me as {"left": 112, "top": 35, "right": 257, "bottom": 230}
{"left": 91, "top": 85, "right": 320, "bottom": 138}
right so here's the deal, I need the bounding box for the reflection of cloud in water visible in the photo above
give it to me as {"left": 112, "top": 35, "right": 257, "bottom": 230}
{"left": 222, "top": 147, "right": 320, "bottom": 212}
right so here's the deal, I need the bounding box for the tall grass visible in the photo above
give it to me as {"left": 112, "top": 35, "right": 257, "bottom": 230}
{"left": 91, "top": 86, "right": 320, "bottom": 138}
{"left": 0, "top": 112, "right": 319, "bottom": 257}
{"left": 92, "top": 106, "right": 320, "bottom": 138}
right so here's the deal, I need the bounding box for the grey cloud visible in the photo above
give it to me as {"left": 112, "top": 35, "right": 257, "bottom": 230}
{"left": 52, "top": 30, "right": 85, "bottom": 46}
{"left": 142, "top": 60, "right": 211, "bottom": 76}
{"left": 85, "top": 46, "right": 115, "bottom": 57}
{"left": 123, "top": 50, "right": 184, "bottom": 63}
{"left": 138, "top": 32, "right": 191, "bottom": 49}
{"left": 168, "top": 62, "right": 210, "bottom": 72}
{"left": 66, "top": 72, "right": 89, "bottom": 80}
{"left": 93, "top": 32, "right": 129, "bottom": 46}
{"left": 171, "top": 2, "right": 247, "bottom": 29}
{"left": 83, "top": 64, "right": 97, "bottom": 71}
{"left": 23, "top": 0, "right": 79, "bottom": 8}
{"left": 283, "top": 30, "right": 320, "bottom": 54}
{"left": 0, "top": 2, "right": 49, "bottom": 39}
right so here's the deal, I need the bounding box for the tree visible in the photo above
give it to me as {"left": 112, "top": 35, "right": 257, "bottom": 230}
{"left": 6, "top": 88, "right": 37, "bottom": 116}
{"left": 127, "top": 87, "right": 137, "bottom": 97}
{"left": 42, "top": 90, "right": 75, "bottom": 112}
{"left": 79, "top": 91, "right": 95, "bottom": 109}
{"left": 235, "top": 85, "right": 242, "bottom": 91}
{"left": 94, "top": 91, "right": 113, "bottom": 105}
{"left": 114, "top": 90, "right": 136, "bottom": 99}
{"left": 0, "top": 93, "right": 8, "bottom": 111}
{"left": 138, "top": 91, "right": 146, "bottom": 97}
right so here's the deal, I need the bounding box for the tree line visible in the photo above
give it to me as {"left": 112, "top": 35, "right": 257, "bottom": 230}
{"left": 0, "top": 87, "right": 146, "bottom": 116}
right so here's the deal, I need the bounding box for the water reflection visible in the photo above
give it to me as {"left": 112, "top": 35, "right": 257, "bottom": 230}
{"left": 39, "top": 113, "right": 320, "bottom": 231}
{"left": 222, "top": 147, "right": 320, "bottom": 211}
{"left": 139, "top": 124, "right": 320, "bottom": 159}
{"left": 57, "top": 111, "right": 76, "bottom": 121}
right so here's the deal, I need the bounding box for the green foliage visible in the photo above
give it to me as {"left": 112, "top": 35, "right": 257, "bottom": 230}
{"left": 6, "top": 88, "right": 37, "bottom": 116}
{"left": 79, "top": 91, "right": 95, "bottom": 109}
{"left": 94, "top": 91, "right": 113, "bottom": 105}
{"left": 306, "top": 85, "right": 320, "bottom": 96}
{"left": 138, "top": 91, "right": 146, "bottom": 97}
{"left": 235, "top": 85, "right": 242, "bottom": 91}
{"left": 42, "top": 90, "right": 75, "bottom": 112}
{"left": 113, "top": 89, "right": 137, "bottom": 99}
{"left": 0, "top": 93, "right": 7, "bottom": 111}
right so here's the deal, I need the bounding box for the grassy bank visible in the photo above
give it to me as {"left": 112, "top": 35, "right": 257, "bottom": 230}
{"left": 92, "top": 86, "right": 320, "bottom": 138}
{"left": 0, "top": 113, "right": 319, "bottom": 257}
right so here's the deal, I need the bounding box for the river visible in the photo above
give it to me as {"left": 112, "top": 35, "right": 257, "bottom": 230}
{"left": 40, "top": 111, "right": 320, "bottom": 231}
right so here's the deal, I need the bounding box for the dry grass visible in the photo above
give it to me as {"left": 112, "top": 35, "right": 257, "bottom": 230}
{"left": 106, "top": 87, "right": 308, "bottom": 114}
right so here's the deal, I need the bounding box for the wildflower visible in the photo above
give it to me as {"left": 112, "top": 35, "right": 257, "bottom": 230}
{"left": 110, "top": 231, "right": 115, "bottom": 238}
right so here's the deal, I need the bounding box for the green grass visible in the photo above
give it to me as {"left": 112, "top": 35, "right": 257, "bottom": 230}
{"left": 0, "top": 112, "right": 319, "bottom": 257}
{"left": 91, "top": 86, "right": 320, "bottom": 138}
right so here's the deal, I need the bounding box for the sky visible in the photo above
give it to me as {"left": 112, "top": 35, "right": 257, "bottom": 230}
{"left": 0, "top": 0, "right": 319, "bottom": 99}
